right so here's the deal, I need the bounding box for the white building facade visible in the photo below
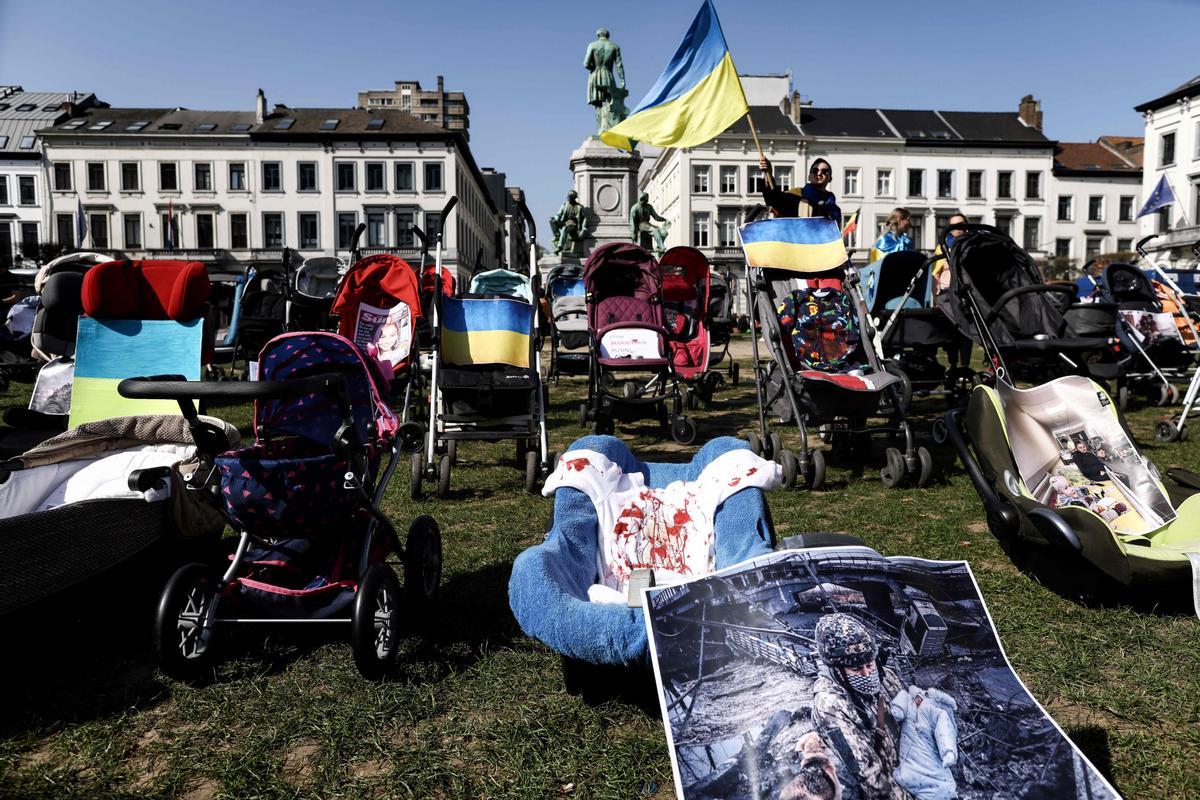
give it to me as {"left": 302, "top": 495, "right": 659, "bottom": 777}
{"left": 1050, "top": 139, "right": 1142, "bottom": 265}
{"left": 1136, "top": 76, "right": 1200, "bottom": 260}
{"left": 39, "top": 94, "right": 501, "bottom": 282}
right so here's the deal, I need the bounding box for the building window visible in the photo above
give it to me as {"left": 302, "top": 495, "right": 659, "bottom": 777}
{"left": 747, "top": 165, "right": 767, "bottom": 194}
{"left": 299, "top": 212, "right": 319, "bottom": 249}
{"left": 423, "top": 162, "right": 443, "bottom": 192}
{"left": 1161, "top": 131, "right": 1176, "bottom": 167}
{"left": 298, "top": 162, "right": 318, "bottom": 192}
{"left": 995, "top": 212, "right": 1013, "bottom": 238}
{"left": 230, "top": 213, "right": 249, "bottom": 249}
{"left": 718, "top": 209, "right": 739, "bottom": 247}
{"left": 1117, "top": 238, "right": 1132, "bottom": 253}
{"left": 843, "top": 168, "right": 860, "bottom": 197}
{"left": 263, "top": 212, "right": 284, "bottom": 248}
{"left": 86, "top": 162, "right": 106, "bottom": 192}
{"left": 0, "top": 177, "right": 7, "bottom": 205}
{"left": 89, "top": 213, "right": 109, "bottom": 248}
{"left": 967, "top": 170, "right": 984, "bottom": 199}
{"left": 1057, "top": 196, "right": 1073, "bottom": 221}
{"left": 366, "top": 210, "right": 386, "bottom": 246}
{"left": 120, "top": 162, "right": 139, "bottom": 192}
{"left": 1024, "top": 171, "right": 1041, "bottom": 200}
{"left": 195, "top": 213, "right": 214, "bottom": 249}
{"left": 337, "top": 212, "right": 358, "bottom": 249}
{"left": 997, "top": 171, "right": 1013, "bottom": 200}
{"left": 18, "top": 177, "right": 35, "bottom": 206}
{"left": 366, "top": 162, "right": 386, "bottom": 193}
{"left": 262, "top": 162, "right": 282, "bottom": 192}
{"left": 908, "top": 213, "right": 925, "bottom": 250}
{"left": 56, "top": 214, "right": 73, "bottom": 247}
{"left": 335, "top": 163, "right": 356, "bottom": 192}
{"left": 229, "top": 162, "right": 247, "bottom": 191}
{"left": 691, "top": 212, "right": 710, "bottom": 248}
{"left": 1055, "top": 238, "right": 1071, "bottom": 258}
{"left": 395, "top": 210, "right": 416, "bottom": 246}
{"left": 776, "top": 167, "right": 793, "bottom": 191}
{"left": 19, "top": 223, "right": 37, "bottom": 257}
{"left": 161, "top": 212, "right": 178, "bottom": 248}
{"left": 1119, "top": 195, "right": 1134, "bottom": 222}
{"left": 123, "top": 213, "right": 141, "bottom": 249}
{"left": 1085, "top": 235, "right": 1104, "bottom": 258}
{"left": 159, "top": 162, "right": 178, "bottom": 192}
{"left": 907, "top": 169, "right": 924, "bottom": 197}
{"left": 52, "top": 163, "right": 72, "bottom": 191}
{"left": 719, "top": 165, "right": 737, "bottom": 194}
{"left": 1023, "top": 217, "right": 1041, "bottom": 251}
{"left": 1158, "top": 205, "right": 1172, "bottom": 233}
{"left": 937, "top": 170, "right": 954, "bottom": 199}
{"left": 876, "top": 169, "right": 893, "bottom": 197}
{"left": 424, "top": 211, "right": 441, "bottom": 238}
{"left": 1087, "top": 196, "right": 1104, "bottom": 222}
{"left": 395, "top": 163, "right": 414, "bottom": 192}
{"left": 194, "top": 162, "right": 212, "bottom": 191}
{"left": 692, "top": 165, "right": 710, "bottom": 194}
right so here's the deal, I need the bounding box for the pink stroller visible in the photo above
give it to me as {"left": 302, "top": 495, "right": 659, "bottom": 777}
{"left": 661, "top": 246, "right": 725, "bottom": 407}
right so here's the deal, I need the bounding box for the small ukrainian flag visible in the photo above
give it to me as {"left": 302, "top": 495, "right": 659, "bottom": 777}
{"left": 441, "top": 297, "right": 532, "bottom": 368}
{"left": 739, "top": 218, "right": 849, "bottom": 273}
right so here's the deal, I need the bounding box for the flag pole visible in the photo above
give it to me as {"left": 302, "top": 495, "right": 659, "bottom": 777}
{"left": 744, "top": 110, "right": 775, "bottom": 190}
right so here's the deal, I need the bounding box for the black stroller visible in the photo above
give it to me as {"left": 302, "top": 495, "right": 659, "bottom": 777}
{"left": 545, "top": 262, "right": 589, "bottom": 382}
{"left": 706, "top": 268, "right": 739, "bottom": 386}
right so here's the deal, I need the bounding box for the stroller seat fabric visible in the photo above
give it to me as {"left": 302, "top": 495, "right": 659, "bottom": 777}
{"left": 82, "top": 260, "right": 210, "bottom": 321}
{"left": 778, "top": 287, "right": 861, "bottom": 373}
{"left": 508, "top": 435, "right": 777, "bottom": 664}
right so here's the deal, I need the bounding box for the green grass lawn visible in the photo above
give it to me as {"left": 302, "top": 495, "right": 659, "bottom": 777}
{"left": 2, "top": 342, "right": 1199, "bottom": 799}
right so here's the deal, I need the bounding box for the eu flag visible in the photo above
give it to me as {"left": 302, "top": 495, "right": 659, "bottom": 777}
{"left": 1137, "top": 175, "right": 1177, "bottom": 219}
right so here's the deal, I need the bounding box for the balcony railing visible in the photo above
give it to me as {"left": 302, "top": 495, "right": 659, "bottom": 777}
{"left": 1145, "top": 225, "right": 1200, "bottom": 252}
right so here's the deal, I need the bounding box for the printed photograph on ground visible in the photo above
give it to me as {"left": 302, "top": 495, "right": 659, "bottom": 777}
{"left": 644, "top": 547, "right": 1120, "bottom": 800}
{"left": 996, "top": 377, "right": 1175, "bottom": 536}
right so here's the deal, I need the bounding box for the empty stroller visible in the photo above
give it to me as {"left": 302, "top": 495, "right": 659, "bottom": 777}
{"left": 860, "top": 250, "right": 977, "bottom": 408}
{"left": 935, "top": 224, "right": 1117, "bottom": 385}
{"left": 741, "top": 217, "right": 932, "bottom": 490}
{"left": 546, "top": 262, "right": 589, "bottom": 383}
{"left": 660, "top": 246, "right": 725, "bottom": 406}
{"left": 706, "top": 268, "right": 740, "bottom": 386}
{"left": 289, "top": 254, "right": 348, "bottom": 331}
{"left": 411, "top": 224, "right": 457, "bottom": 350}
{"left": 119, "top": 330, "right": 442, "bottom": 681}
{"left": 581, "top": 242, "right": 696, "bottom": 445}
{"left": 414, "top": 197, "right": 552, "bottom": 497}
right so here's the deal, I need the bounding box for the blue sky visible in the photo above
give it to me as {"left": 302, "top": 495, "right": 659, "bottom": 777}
{"left": 3, "top": 0, "right": 1197, "bottom": 231}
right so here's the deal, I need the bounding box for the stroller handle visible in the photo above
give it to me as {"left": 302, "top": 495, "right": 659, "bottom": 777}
{"left": 518, "top": 197, "right": 537, "bottom": 242}
{"left": 1135, "top": 234, "right": 1158, "bottom": 259}
{"left": 118, "top": 373, "right": 348, "bottom": 403}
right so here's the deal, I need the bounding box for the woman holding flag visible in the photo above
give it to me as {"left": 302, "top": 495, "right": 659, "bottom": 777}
{"left": 758, "top": 156, "right": 843, "bottom": 226}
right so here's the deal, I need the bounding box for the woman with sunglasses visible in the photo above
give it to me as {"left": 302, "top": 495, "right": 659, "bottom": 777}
{"left": 759, "top": 156, "right": 843, "bottom": 226}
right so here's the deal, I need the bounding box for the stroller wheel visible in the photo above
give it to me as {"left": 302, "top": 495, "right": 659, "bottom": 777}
{"left": 779, "top": 449, "right": 798, "bottom": 490}
{"left": 745, "top": 431, "right": 763, "bottom": 456}
{"left": 1150, "top": 383, "right": 1171, "bottom": 407}
{"left": 437, "top": 453, "right": 452, "bottom": 499}
{"left": 731, "top": 362, "right": 740, "bottom": 386}
{"left": 768, "top": 432, "right": 784, "bottom": 463}
{"left": 351, "top": 563, "right": 403, "bottom": 680}
{"left": 1116, "top": 384, "right": 1129, "bottom": 412}
{"left": 405, "top": 515, "right": 443, "bottom": 602}
{"left": 525, "top": 450, "right": 540, "bottom": 494}
{"left": 155, "top": 563, "right": 221, "bottom": 683}
{"left": 676, "top": 385, "right": 689, "bottom": 414}
{"left": 804, "top": 449, "right": 826, "bottom": 491}
{"left": 915, "top": 446, "right": 935, "bottom": 488}
{"left": 409, "top": 453, "right": 424, "bottom": 500}
{"left": 671, "top": 415, "right": 698, "bottom": 445}
{"left": 447, "top": 439, "right": 458, "bottom": 467}
{"left": 1169, "top": 384, "right": 1182, "bottom": 404}
{"left": 1156, "top": 420, "right": 1181, "bottom": 443}
{"left": 578, "top": 402, "right": 589, "bottom": 428}
{"left": 880, "top": 447, "right": 906, "bottom": 489}
{"left": 623, "top": 381, "right": 638, "bottom": 400}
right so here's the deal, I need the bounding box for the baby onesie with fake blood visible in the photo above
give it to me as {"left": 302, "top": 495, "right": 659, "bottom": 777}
{"left": 542, "top": 449, "right": 781, "bottom": 604}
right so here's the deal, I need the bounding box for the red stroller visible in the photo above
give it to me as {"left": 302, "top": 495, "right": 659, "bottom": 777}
{"left": 661, "top": 246, "right": 726, "bottom": 407}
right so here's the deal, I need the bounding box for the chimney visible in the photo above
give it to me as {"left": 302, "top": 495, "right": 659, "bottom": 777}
{"left": 437, "top": 75, "right": 444, "bottom": 94}
{"left": 1018, "top": 94, "right": 1042, "bottom": 131}
{"left": 790, "top": 89, "right": 802, "bottom": 124}
{"left": 255, "top": 88, "right": 267, "bottom": 123}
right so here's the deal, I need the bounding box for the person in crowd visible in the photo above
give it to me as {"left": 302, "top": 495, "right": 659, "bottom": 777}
{"left": 759, "top": 156, "right": 843, "bottom": 226}
{"left": 931, "top": 213, "right": 973, "bottom": 370}
{"left": 871, "top": 209, "right": 913, "bottom": 260}
{"left": 1075, "top": 258, "right": 1108, "bottom": 301}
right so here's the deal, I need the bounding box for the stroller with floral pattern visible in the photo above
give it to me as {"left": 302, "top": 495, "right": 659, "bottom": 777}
{"left": 118, "top": 331, "right": 442, "bottom": 681}
{"left": 742, "top": 217, "right": 933, "bottom": 491}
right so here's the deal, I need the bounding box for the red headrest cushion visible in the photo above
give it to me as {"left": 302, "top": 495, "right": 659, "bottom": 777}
{"left": 82, "top": 260, "right": 211, "bottom": 321}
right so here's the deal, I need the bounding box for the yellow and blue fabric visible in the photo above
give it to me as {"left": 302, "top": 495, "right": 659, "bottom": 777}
{"left": 70, "top": 317, "right": 203, "bottom": 428}
{"left": 442, "top": 297, "right": 532, "bottom": 368}
{"left": 600, "top": 0, "right": 748, "bottom": 152}
{"left": 740, "top": 217, "right": 849, "bottom": 273}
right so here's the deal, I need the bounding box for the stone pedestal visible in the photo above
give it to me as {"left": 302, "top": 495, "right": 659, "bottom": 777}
{"left": 569, "top": 136, "right": 642, "bottom": 258}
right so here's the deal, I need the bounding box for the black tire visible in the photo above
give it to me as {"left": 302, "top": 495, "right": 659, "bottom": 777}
{"left": 1117, "top": 383, "right": 1129, "bottom": 412}
{"left": 155, "top": 563, "right": 221, "bottom": 683}
{"left": 780, "top": 449, "right": 798, "bottom": 490}
{"left": 1151, "top": 383, "right": 1171, "bottom": 407}
{"left": 672, "top": 415, "right": 697, "bottom": 445}
{"left": 915, "top": 446, "right": 935, "bottom": 488}
{"left": 351, "top": 563, "right": 403, "bottom": 680}
{"left": 880, "top": 447, "right": 905, "bottom": 489}
{"left": 447, "top": 439, "right": 458, "bottom": 467}
{"left": 404, "top": 515, "right": 442, "bottom": 603}
{"left": 578, "top": 402, "right": 589, "bottom": 428}
{"left": 623, "top": 381, "right": 638, "bottom": 400}
{"left": 1156, "top": 420, "right": 1181, "bottom": 443}
{"left": 437, "top": 453, "right": 451, "bottom": 499}
{"left": 409, "top": 453, "right": 424, "bottom": 501}
{"left": 731, "top": 361, "right": 740, "bottom": 386}
{"left": 525, "top": 450, "right": 540, "bottom": 494}
{"left": 768, "top": 432, "right": 783, "bottom": 463}
{"left": 806, "top": 448, "right": 826, "bottom": 491}
{"left": 1169, "top": 384, "right": 1181, "bottom": 404}
{"left": 745, "top": 431, "right": 763, "bottom": 456}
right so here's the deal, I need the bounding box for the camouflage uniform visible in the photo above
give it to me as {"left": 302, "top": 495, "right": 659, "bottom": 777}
{"left": 810, "top": 614, "right": 909, "bottom": 800}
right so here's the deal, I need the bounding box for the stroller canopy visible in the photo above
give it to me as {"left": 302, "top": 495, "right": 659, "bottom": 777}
{"left": 660, "top": 246, "right": 710, "bottom": 301}
{"left": 583, "top": 242, "right": 661, "bottom": 302}
{"left": 860, "top": 250, "right": 930, "bottom": 313}
{"left": 546, "top": 263, "right": 585, "bottom": 298}
{"left": 331, "top": 254, "right": 422, "bottom": 374}
{"left": 1103, "top": 263, "right": 1158, "bottom": 311}
{"left": 468, "top": 268, "right": 532, "bottom": 301}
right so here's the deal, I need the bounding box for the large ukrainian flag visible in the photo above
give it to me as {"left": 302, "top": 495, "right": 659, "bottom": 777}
{"left": 442, "top": 297, "right": 532, "bottom": 368}
{"left": 740, "top": 218, "right": 849, "bottom": 273}
{"left": 600, "top": 0, "right": 748, "bottom": 152}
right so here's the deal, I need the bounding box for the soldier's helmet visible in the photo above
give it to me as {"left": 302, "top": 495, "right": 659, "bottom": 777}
{"left": 814, "top": 613, "right": 878, "bottom": 668}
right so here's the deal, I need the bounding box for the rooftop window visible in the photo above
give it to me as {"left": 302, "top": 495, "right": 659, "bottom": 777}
{"left": 230, "top": 123, "right": 252, "bottom": 132}
{"left": 366, "top": 118, "right": 385, "bottom": 129}
{"left": 274, "top": 118, "right": 295, "bottom": 130}
{"left": 158, "top": 123, "right": 182, "bottom": 130}
{"left": 320, "top": 118, "right": 339, "bottom": 130}
{"left": 0, "top": 136, "right": 7, "bottom": 147}
{"left": 15, "top": 103, "right": 36, "bottom": 112}
{"left": 0, "top": 104, "right": 9, "bottom": 110}
{"left": 125, "top": 121, "right": 149, "bottom": 131}
{"left": 88, "top": 120, "right": 112, "bottom": 130}
{"left": 42, "top": 104, "right": 61, "bottom": 112}
{"left": 195, "top": 122, "right": 217, "bottom": 131}
{"left": 19, "top": 136, "right": 35, "bottom": 149}
{"left": 61, "top": 119, "right": 86, "bottom": 130}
